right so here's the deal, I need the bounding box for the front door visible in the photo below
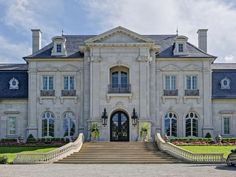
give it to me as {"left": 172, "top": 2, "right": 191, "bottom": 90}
{"left": 110, "top": 111, "right": 129, "bottom": 141}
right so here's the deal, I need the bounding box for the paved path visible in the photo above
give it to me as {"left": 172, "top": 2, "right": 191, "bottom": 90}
{"left": 0, "top": 164, "right": 236, "bottom": 177}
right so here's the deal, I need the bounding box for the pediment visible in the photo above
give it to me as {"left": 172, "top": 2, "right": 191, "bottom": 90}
{"left": 59, "top": 64, "right": 79, "bottom": 72}
{"left": 161, "top": 64, "right": 180, "bottom": 71}
{"left": 182, "top": 64, "right": 202, "bottom": 71}
{"left": 85, "top": 26, "right": 154, "bottom": 44}
{"left": 37, "top": 65, "right": 58, "bottom": 72}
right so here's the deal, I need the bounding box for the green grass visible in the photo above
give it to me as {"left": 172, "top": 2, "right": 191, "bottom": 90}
{"left": 179, "top": 145, "right": 236, "bottom": 158}
{"left": 0, "top": 146, "right": 57, "bottom": 163}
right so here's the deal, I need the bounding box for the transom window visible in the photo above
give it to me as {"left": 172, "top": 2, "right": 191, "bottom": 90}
{"left": 223, "top": 116, "right": 230, "bottom": 135}
{"left": 43, "top": 76, "right": 54, "bottom": 90}
{"left": 178, "top": 43, "right": 184, "bottom": 52}
{"left": 186, "top": 75, "right": 197, "bottom": 90}
{"left": 64, "top": 76, "right": 75, "bottom": 90}
{"left": 7, "top": 117, "right": 16, "bottom": 135}
{"left": 63, "top": 112, "right": 76, "bottom": 137}
{"left": 42, "top": 111, "right": 55, "bottom": 137}
{"left": 56, "top": 44, "right": 62, "bottom": 53}
{"left": 164, "top": 112, "right": 177, "bottom": 137}
{"left": 165, "top": 75, "right": 176, "bottom": 90}
{"left": 185, "top": 112, "right": 199, "bottom": 137}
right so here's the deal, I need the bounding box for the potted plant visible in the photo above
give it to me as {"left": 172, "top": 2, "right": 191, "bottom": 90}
{"left": 140, "top": 124, "right": 149, "bottom": 142}
{"left": 90, "top": 123, "right": 100, "bottom": 141}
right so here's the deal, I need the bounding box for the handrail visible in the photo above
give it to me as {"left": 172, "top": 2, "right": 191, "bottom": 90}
{"left": 155, "top": 133, "right": 225, "bottom": 163}
{"left": 14, "top": 133, "right": 84, "bottom": 164}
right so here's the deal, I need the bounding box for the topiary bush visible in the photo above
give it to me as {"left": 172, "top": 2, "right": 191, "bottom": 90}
{"left": 0, "top": 156, "right": 8, "bottom": 164}
{"left": 205, "top": 132, "right": 212, "bottom": 138}
{"left": 26, "top": 134, "right": 37, "bottom": 144}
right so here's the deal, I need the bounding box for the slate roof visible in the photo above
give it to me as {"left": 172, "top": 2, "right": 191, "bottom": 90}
{"left": 24, "top": 34, "right": 215, "bottom": 59}
{"left": 0, "top": 69, "right": 28, "bottom": 99}
{"left": 0, "top": 64, "right": 28, "bottom": 71}
{"left": 212, "top": 63, "right": 236, "bottom": 99}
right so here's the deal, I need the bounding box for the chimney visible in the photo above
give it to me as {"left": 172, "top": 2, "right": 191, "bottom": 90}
{"left": 31, "top": 29, "right": 42, "bottom": 54}
{"left": 197, "top": 29, "right": 208, "bottom": 52}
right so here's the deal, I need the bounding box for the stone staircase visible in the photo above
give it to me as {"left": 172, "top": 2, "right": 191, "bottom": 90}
{"left": 55, "top": 142, "right": 183, "bottom": 164}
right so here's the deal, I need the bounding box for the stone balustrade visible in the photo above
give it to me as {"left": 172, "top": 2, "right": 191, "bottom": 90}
{"left": 14, "top": 133, "right": 84, "bottom": 164}
{"left": 155, "top": 133, "right": 225, "bottom": 163}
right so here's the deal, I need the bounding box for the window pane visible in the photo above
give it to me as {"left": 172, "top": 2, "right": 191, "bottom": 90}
{"left": 42, "top": 119, "right": 47, "bottom": 137}
{"left": 49, "top": 119, "right": 54, "bottom": 137}
{"left": 8, "top": 117, "right": 16, "bottom": 135}
{"left": 64, "top": 76, "right": 68, "bottom": 90}
{"left": 49, "top": 76, "right": 53, "bottom": 90}
{"left": 185, "top": 119, "right": 191, "bottom": 137}
{"left": 186, "top": 76, "right": 191, "bottom": 90}
{"left": 165, "top": 76, "right": 170, "bottom": 90}
{"left": 178, "top": 44, "right": 183, "bottom": 52}
{"left": 121, "top": 72, "right": 128, "bottom": 87}
{"left": 192, "top": 119, "right": 198, "bottom": 137}
{"left": 171, "top": 118, "right": 177, "bottom": 137}
{"left": 224, "top": 117, "right": 230, "bottom": 134}
{"left": 70, "top": 76, "right": 74, "bottom": 90}
{"left": 171, "top": 76, "right": 176, "bottom": 90}
{"left": 56, "top": 44, "right": 62, "bottom": 53}
{"left": 63, "top": 119, "right": 69, "bottom": 137}
{"left": 43, "top": 76, "right": 47, "bottom": 90}
{"left": 192, "top": 76, "right": 197, "bottom": 90}
{"left": 112, "top": 72, "right": 119, "bottom": 88}
{"left": 165, "top": 118, "right": 170, "bottom": 136}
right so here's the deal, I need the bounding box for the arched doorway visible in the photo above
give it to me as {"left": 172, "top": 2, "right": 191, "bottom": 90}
{"left": 110, "top": 111, "right": 129, "bottom": 141}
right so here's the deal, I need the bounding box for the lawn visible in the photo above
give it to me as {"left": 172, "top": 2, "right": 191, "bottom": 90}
{"left": 0, "top": 146, "right": 57, "bottom": 163}
{"left": 179, "top": 145, "right": 236, "bottom": 158}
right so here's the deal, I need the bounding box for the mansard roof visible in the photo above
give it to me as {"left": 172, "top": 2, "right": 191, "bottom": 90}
{"left": 212, "top": 63, "right": 236, "bottom": 99}
{"left": 24, "top": 27, "right": 215, "bottom": 59}
{"left": 0, "top": 65, "right": 28, "bottom": 99}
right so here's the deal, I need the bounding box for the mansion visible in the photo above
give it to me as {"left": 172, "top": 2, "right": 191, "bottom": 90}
{"left": 0, "top": 26, "right": 235, "bottom": 142}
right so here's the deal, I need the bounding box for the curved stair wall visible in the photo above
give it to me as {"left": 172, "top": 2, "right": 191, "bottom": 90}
{"left": 14, "top": 133, "right": 84, "bottom": 164}
{"left": 155, "top": 133, "right": 225, "bottom": 164}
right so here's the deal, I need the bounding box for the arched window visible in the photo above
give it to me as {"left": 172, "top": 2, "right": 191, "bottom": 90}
{"left": 185, "top": 112, "right": 199, "bottom": 137}
{"left": 63, "top": 112, "right": 75, "bottom": 137}
{"left": 42, "top": 111, "right": 55, "bottom": 137}
{"left": 109, "top": 66, "right": 130, "bottom": 93}
{"left": 164, "top": 112, "right": 177, "bottom": 137}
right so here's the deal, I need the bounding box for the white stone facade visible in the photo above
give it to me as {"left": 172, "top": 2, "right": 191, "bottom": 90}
{"left": 0, "top": 26, "right": 235, "bottom": 141}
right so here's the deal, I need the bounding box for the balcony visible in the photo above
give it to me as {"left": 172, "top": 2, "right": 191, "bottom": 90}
{"left": 61, "top": 90, "right": 76, "bottom": 96}
{"left": 108, "top": 84, "right": 131, "bottom": 93}
{"left": 185, "top": 89, "right": 199, "bottom": 96}
{"left": 163, "top": 90, "right": 178, "bottom": 96}
{"left": 40, "top": 90, "right": 55, "bottom": 96}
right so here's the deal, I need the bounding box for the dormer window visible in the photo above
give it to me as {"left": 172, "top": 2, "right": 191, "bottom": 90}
{"left": 173, "top": 35, "right": 188, "bottom": 56}
{"left": 51, "top": 36, "right": 67, "bottom": 56}
{"left": 220, "top": 77, "right": 230, "bottom": 89}
{"left": 56, "top": 44, "right": 62, "bottom": 53}
{"left": 178, "top": 43, "right": 183, "bottom": 52}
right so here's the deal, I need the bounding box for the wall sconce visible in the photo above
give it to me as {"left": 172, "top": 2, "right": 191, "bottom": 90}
{"left": 131, "top": 108, "right": 138, "bottom": 126}
{"left": 101, "top": 108, "right": 108, "bottom": 126}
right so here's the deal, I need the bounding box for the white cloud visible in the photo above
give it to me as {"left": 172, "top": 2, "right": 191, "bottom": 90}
{"left": 83, "top": 0, "right": 236, "bottom": 63}
{"left": 0, "top": 35, "right": 30, "bottom": 63}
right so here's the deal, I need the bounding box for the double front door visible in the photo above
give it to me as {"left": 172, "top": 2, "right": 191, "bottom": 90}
{"left": 110, "top": 111, "right": 129, "bottom": 141}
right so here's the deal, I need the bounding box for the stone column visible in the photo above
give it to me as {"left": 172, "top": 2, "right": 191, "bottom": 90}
{"left": 27, "top": 63, "right": 38, "bottom": 138}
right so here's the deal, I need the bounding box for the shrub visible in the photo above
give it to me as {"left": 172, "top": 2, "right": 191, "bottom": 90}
{"left": 26, "top": 134, "right": 37, "bottom": 144}
{"left": 0, "top": 156, "right": 7, "bottom": 164}
{"left": 205, "top": 132, "right": 212, "bottom": 138}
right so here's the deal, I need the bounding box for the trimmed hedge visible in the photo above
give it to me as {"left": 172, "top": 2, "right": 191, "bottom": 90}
{"left": 222, "top": 138, "right": 236, "bottom": 143}
{"left": 0, "top": 156, "right": 7, "bottom": 164}
{"left": 170, "top": 138, "right": 213, "bottom": 143}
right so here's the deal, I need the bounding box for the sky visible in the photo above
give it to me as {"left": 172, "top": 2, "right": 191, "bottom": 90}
{"left": 0, "top": 0, "right": 236, "bottom": 63}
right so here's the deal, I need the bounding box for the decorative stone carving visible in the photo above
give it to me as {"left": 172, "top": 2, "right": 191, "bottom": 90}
{"left": 9, "top": 77, "right": 19, "bottom": 90}
{"left": 220, "top": 77, "right": 230, "bottom": 89}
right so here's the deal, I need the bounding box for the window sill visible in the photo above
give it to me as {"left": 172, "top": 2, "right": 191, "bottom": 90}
{"left": 106, "top": 93, "right": 132, "bottom": 102}
{"left": 38, "top": 96, "right": 57, "bottom": 104}
{"left": 59, "top": 96, "right": 79, "bottom": 104}
{"left": 161, "top": 96, "right": 180, "bottom": 104}
{"left": 183, "top": 96, "right": 200, "bottom": 104}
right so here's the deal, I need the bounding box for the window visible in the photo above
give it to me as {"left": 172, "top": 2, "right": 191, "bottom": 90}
{"left": 64, "top": 76, "right": 75, "bottom": 90}
{"left": 42, "top": 112, "right": 55, "bottom": 137}
{"left": 164, "top": 112, "right": 177, "bottom": 137}
{"left": 223, "top": 116, "right": 230, "bottom": 135}
{"left": 56, "top": 44, "right": 62, "bottom": 53}
{"left": 220, "top": 77, "right": 230, "bottom": 89}
{"left": 43, "top": 76, "right": 53, "bottom": 90}
{"left": 186, "top": 75, "right": 197, "bottom": 90}
{"left": 185, "top": 112, "right": 199, "bottom": 137}
{"left": 109, "top": 66, "right": 130, "bottom": 93}
{"left": 63, "top": 112, "right": 75, "bottom": 137}
{"left": 178, "top": 43, "right": 184, "bottom": 52}
{"left": 165, "top": 75, "right": 176, "bottom": 90}
{"left": 7, "top": 117, "right": 16, "bottom": 135}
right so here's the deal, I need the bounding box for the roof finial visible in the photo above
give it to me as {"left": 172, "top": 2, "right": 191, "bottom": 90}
{"left": 61, "top": 29, "right": 64, "bottom": 36}
{"left": 176, "top": 26, "right": 179, "bottom": 36}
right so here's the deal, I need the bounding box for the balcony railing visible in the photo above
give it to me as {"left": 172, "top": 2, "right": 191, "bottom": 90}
{"left": 185, "top": 89, "right": 199, "bottom": 96}
{"left": 163, "top": 90, "right": 178, "bottom": 96}
{"left": 61, "top": 90, "right": 76, "bottom": 96}
{"left": 40, "top": 90, "right": 55, "bottom": 96}
{"left": 108, "top": 84, "right": 131, "bottom": 93}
